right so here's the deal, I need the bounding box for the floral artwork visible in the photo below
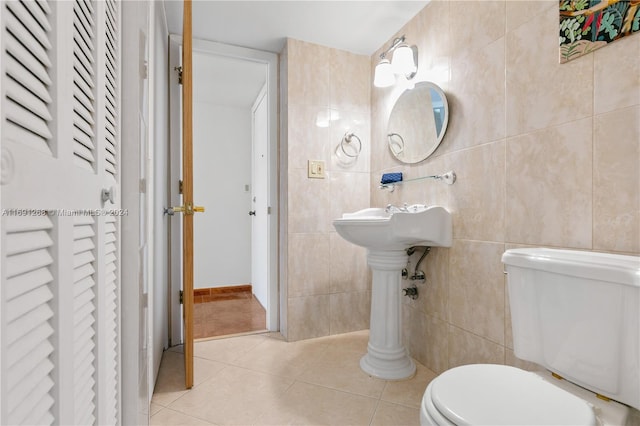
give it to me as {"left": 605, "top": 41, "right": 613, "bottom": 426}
{"left": 559, "top": 0, "right": 640, "bottom": 63}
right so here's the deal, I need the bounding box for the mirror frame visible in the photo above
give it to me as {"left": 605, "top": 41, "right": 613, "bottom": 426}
{"left": 387, "top": 81, "right": 449, "bottom": 164}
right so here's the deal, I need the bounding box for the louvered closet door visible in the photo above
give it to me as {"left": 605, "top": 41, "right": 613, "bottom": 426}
{"left": 0, "top": 1, "right": 122, "bottom": 425}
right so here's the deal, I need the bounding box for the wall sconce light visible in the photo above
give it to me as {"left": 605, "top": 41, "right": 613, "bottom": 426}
{"left": 374, "top": 35, "right": 418, "bottom": 88}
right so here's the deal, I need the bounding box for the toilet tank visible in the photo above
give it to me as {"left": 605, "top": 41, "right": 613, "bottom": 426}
{"left": 502, "top": 248, "right": 640, "bottom": 410}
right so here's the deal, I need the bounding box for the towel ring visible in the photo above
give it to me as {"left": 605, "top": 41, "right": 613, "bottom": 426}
{"left": 340, "top": 132, "right": 362, "bottom": 158}
{"left": 388, "top": 133, "right": 405, "bottom": 156}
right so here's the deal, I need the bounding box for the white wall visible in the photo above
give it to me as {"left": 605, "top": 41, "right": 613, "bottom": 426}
{"left": 193, "top": 102, "right": 252, "bottom": 288}
{"left": 151, "top": 0, "right": 170, "bottom": 389}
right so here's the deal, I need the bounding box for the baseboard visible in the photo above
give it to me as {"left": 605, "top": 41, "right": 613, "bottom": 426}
{"left": 193, "top": 285, "right": 252, "bottom": 303}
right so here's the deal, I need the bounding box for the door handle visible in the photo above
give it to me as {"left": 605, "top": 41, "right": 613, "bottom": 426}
{"left": 165, "top": 203, "right": 205, "bottom": 216}
{"left": 164, "top": 206, "right": 180, "bottom": 216}
{"left": 248, "top": 210, "right": 256, "bottom": 216}
{"left": 101, "top": 186, "right": 116, "bottom": 205}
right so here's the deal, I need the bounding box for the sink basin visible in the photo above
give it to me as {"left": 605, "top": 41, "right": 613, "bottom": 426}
{"left": 333, "top": 205, "right": 452, "bottom": 251}
{"left": 332, "top": 204, "right": 452, "bottom": 380}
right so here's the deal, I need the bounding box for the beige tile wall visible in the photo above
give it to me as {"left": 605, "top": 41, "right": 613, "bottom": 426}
{"left": 371, "top": 0, "right": 640, "bottom": 374}
{"left": 281, "top": 39, "right": 372, "bottom": 341}
{"left": 280, "top": 1, "right": 639, "bottom": 369}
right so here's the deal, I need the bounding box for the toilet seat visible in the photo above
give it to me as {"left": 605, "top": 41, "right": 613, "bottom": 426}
{"left": 422, "top": 364, "right": 597, "bottom": 426}
{"left": 421, "top": 380, "right": 454, "bottom": 426}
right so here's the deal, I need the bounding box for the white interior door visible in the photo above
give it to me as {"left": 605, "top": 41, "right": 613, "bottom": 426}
{"left": 1, "top": 0, "right": 122, "bottom": 424}
{"left": 251, "top": 86, "right": 269, "bottom": 310}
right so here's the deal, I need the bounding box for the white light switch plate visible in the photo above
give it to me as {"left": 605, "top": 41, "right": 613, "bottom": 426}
{"left": 308, "top": 160, "right": 325, "bottom": 179}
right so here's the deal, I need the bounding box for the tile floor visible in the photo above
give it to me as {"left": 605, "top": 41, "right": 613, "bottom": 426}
{"left": 151, "top": 330, "right": 436, "bottom": 425}
{"left": 193, "top": 293, "right": 266, "bottom": 339}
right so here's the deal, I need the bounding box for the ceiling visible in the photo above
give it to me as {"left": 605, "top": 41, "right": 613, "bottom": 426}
{"left": 163, "top": 1, "right": 428, "bottom": 55}
{"left": 193, "top": 52, "right": 266, "bottom": 107}
{"left": 165, "top": 1, "right": 428, "bottom": 107}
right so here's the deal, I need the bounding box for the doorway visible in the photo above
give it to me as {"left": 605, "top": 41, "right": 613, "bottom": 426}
{"left": 168, "top": 36, "right": 279, "bottom": 344}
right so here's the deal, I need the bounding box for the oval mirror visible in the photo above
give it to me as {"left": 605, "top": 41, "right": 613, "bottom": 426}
{"left": 387, "top": 81, "right": 449, "bottom": 163}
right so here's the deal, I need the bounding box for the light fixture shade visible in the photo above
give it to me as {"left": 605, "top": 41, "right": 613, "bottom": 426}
{"left": 374, "top": 59, "right": 395, "bottom": 88}
{"left": 391, "top": 44, "right": 416, "bottom": 75}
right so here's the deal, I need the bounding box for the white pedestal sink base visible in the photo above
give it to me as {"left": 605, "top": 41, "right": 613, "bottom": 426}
{"left": 360, "top": 349, "right": 416, "bottom": 381}
{"left": 362, "top": 250, "right": 416, "bottom": 380}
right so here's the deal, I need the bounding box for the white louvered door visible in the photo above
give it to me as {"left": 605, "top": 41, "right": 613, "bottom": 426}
{"left": 3, "top": 215, "right": 56, "bottom": 425}
{"left": 0, "top": 1, "right": 122, "bottom": 425}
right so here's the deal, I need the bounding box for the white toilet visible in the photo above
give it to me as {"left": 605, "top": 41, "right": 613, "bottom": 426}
{"left": 420, "top": 248, "right": 640, "bottom": 425}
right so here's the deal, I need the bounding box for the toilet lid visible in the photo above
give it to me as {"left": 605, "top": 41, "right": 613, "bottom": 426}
{"left": 430, "top": 364, "right": 597, "bottom": 426}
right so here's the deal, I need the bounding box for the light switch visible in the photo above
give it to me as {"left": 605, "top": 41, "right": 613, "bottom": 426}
{"left": 308, "top": 160, "right": 325, "bottom": 179}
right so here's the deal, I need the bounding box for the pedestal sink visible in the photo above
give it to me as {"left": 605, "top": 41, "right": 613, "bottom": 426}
{"left": 333, "top": 204, "right": 452, "bottom": 380}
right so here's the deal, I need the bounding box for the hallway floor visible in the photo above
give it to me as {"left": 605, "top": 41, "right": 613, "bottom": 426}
{"left": 151, "top": 330, "right": 436, "bottom": 425}
{"left": 193, "top": 293, "right": 266, "bottom": 339}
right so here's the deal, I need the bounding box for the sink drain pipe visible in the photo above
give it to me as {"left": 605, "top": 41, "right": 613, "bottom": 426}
{"left": 402, "top": 246, "right": 431, "bottom": 299}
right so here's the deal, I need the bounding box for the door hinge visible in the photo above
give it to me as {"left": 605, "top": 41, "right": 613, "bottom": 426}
{"left": 141, "top": 60, "right": 148, "bottom": 80}
{"left": 179, "top": 179, "right": 183, "bottom": 194}
{"left": 174, "top": 66, "right": 183, "bottom": 85}
{"left": 179, "top": 290, "right": 183, "bottom": 305}
{"left": 267, "top": 206, "right": 272, "bottom": 214}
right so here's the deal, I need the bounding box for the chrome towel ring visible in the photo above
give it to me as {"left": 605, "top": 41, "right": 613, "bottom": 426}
{"left": 340, "top": 132, "right": 362, "bottom": 158}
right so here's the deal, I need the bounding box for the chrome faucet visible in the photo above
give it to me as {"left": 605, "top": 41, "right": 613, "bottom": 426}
{"left": 385, "top": 203, "right": 409, "bottom": 213}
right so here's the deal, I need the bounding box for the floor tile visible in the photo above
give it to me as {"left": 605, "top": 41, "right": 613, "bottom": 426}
{"left": 231, "top": 333, "right": 331, "bottom": 378}
{"left": 151, "top": 351, "right": 190, "bottom": 407}
{"left": 193, "top": 295, "right": 266, "bottom": 339}
{"left": 193, "top": 355, "right": 227, "bottom": 387}
{"left": 152, "top": 350, "right": 226, "bottom": 407}
{"left": 381, "top": 363, "right": 436, "bottom": 409}
{"left": 194, "top": 333, "right": 267, "bottom": 364}
{"left": 168, "top": 365, "right": 294, "bottom": 425}
{"left": 297, "top": 345, "right": 387, "bottom": 399}
{"left": 150, "top": 407, "right": 215, "bottom": 425}
{"left": 253, "top": 381, "right": 378, "bottom": 425}
{"left": 152, "top": 330, "right": 438, "bottom": 426}
{"left": 371, "top": 401, "right": 420, "bottom": 426}
{"left": 322, "top": 329, "right": 370, "bottom": 353}
{"left": 150, "top": 402, "right": 164, "bottom": 416}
